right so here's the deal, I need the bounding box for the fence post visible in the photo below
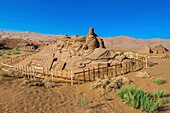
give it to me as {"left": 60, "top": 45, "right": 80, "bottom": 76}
{"left": 71, "top": 71, "right": 73, "bottom": 85}
{"left": 65, "top": 70, "right": 68, "bottom": 83}
{"left": 51, "top": 69, "right": 54, "bottom": 82}
{"left": 88, "top": 68, "right": 90, "bottom": 81}
{"left": 93, "top": 67, "right": 95, "bottom": 81}
{"left": 125, "top": 62, "right": 127, "bottom": 73}
{"left": 102, "top": 67, "right": 105, "bottom": 79}
{"left": 97, "top": 65, "right": 100, "bottom": 78}
{"left": 83, "top": 69, "right": 85, "bottom": 82}
{"left": 11, "top": 59, "right": 13, "bottom": 65}
{"left": 145, "top": 55, "right": 148, "bottom": 67}
{"left": 106, "top": 65, "right": 108, "bottom": 77}
{"left": 115, "top": 64, "right": 117, "bottom": 76}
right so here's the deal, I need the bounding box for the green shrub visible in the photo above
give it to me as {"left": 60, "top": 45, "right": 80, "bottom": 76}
{"left": 10, "top": 49, "right": 20, "bottom": 54}
{"left": 153, "top": 90, "right": 166, "bottom": 99}
{"left": 0, "top": 71, "right": 9, "bottom": 77}
{"left": 76, "top": 96, "right": 88, "bottom": 109}
{"left": 152, "top": 77, "right": 165, "bottom": 85}
{"left": 116, "top": 86, "right": 160, "bottom": 112}
{"left": 159, "top": 99, "right": 169, "bottom": 105}
{"left": 0, "top": 52, "right": 6, "bottom": 56}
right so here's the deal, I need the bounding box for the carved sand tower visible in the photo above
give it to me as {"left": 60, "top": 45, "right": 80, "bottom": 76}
{"left": 17, "top": 28, "right": 131, "bottom": 72}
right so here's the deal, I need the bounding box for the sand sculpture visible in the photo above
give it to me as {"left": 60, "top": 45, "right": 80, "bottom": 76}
{"left": 138, "top": 44, "right": 169, "bottom": 55}
{"left": 17, "top": 28, "right": 132, "bottom": 72}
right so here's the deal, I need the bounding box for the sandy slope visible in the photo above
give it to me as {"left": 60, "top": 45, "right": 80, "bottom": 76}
{"left": 0, "top": 59, "right": 170, "bottom": 113}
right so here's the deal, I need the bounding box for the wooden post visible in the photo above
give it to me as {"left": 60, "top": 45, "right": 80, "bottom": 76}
{"left": 106, "top": 65, "right": 108, "bottom": 77}
{"left": 98, "top": 65, "right": 100, "bottom": 78}
{"left": 33, "top": 67, "right": 35, "bottom": 78}
{"left": 115, "top": 64, "right": 117, "bottom": 76}
{"left": 93, "top": 67, "right": 95, "bottom": 81}
{"left": 145, "top": 55, "right": 148, "bottom": 67}
{"left": 71, "top": 71, "right": 73, "bottom": 85}
{"left": 83, "top": 69, "right": 85, "bottom": 82}
{"left": 102, "top": 67, "right": 104, "bottom": 79}
{"left": 56, "top": 70, "right": 58, "bottom": 77}
{"left": 11, "top": 59, "right": 13, "bottom": 65}
{"left": 88, "top": 68, "right": 90, "bottom": 81}
{"left": 42, "top": 68, "right": 44, "bottom": 76}
{"left": 50, "top": 69, "right": 53, "bottom": 82}
{"left": 65, "top": 70, "right": 68, "bottom": 83}
{"left": 125, "top": 62, "right": 127, "bottom": 73}
{"left": 128, "top": 62, "right": 131, "bottom": 72}
{"left": 61, "top": 71, "right": 63, "bottom": 78}
{"left": 76, "top": 74, "right": 79, "bottom": 84}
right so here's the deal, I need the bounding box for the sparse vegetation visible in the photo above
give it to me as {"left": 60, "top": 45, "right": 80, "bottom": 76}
{"left": 76, "top": 96, "right": 88, "bottom": 109}
{"left": 0, "top": 71, "right": 9, "bottom": 77}
{"left": 116, "top": 86, "right": 160, "bottom": 112}
{"left": 152, "top": 77, "right": 165, "bottom": 85}
{"left": 25, "top": 50, "right": 34, "bottom": 52}
{"left": 0, "top": 49, "right": 21, "bottom": 56}
{"left": 44, "top": 82, "right": 56, "bottom": 88}
{"left": 153, "top": 90, "right": 167, "bottom": 99}
{"left": 10, "top": 49, "right": 20, "bottom": 54}
{"left": 159, "top": 99, "right": 169, "bottom": 105}
{"left": 21, "top": 79, "right": 56, "bottom": 88}
{"left": 103, "top": 95, "right": 112, "bottom": 101}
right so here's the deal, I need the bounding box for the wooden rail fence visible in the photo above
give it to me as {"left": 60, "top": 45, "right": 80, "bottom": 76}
{"left": 1, "top": 52, "right": 146, "bottom": 85}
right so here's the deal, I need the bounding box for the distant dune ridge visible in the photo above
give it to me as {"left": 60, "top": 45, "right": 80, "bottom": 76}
{"left": 103, "top": 36, "right": 170, "bottom": 49}
{"left": 0, "top": 31, "right": 63, "bottom": 41}
{"left": 0, "top": 31, "right": 170, "bottom": 49}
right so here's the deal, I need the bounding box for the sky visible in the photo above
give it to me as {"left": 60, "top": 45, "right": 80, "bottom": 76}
{"left": 0, "top": 0, "right": 170, "bottom": 39}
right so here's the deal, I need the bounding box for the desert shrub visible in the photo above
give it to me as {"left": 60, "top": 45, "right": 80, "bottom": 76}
{"left": 153, "top": 90, "right": 166, "bottom": 99}
{"left": 6, "top": 52, "right": 12, "bottom": 55}
{"left": 116, "top": 86, "right": 160, "bottom": 112}
{"left": 76, "top": 96, "right": 88, "bottom": 109}
{"left": 0, "top": 52, "right": 6, "bottom": 56}
{"left": 0, "top": 52, "right": 3, "bottom": 56}
{"left": 103, "top": 95, "right": 112, "bottom": 101}
{"left": 152, "top": 77, "right": 165, "bottom": 85}
{"left": 44, "top": 82, "right": 56, "bottom": 88}
{"left": 10, "top": 49, "right": 20, "bottom": 54}
{"left": 0, "top": 71, "right": 9, "bottom": 77}
{"left": 159, "top": 99, "right": 169, "bottom": 105}
{"left": 0, "top": 49, "right": 20, "bottom": 56}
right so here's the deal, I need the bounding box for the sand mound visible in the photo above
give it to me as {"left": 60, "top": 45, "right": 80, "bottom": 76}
{"left": 91, "top": 76, "right": 132, "bottom": 95}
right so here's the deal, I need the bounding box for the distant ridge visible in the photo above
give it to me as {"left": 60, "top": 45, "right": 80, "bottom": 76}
{"left": 0, "top": 31, "right": 170, "bottom": 49}
{"left": 103, "top": 36, "right": 170, "bottom": 49}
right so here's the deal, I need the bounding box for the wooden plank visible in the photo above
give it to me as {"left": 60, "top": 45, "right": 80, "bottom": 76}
{"left": 1, "top": 63, "right": 14, "bottom": 68}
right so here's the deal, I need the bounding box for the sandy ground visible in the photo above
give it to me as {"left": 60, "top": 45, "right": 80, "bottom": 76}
{"left": 0, "top": 59, "right": 170, "bottom": 113}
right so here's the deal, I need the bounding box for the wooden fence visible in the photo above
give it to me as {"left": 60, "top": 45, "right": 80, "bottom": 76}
{"left": 73, "top": 59, "right": 144, "bottom": 84}
{"left": 1, "top": 52, "right": 146, "bottom": 85}
{"left": 1, "top": 52, "right": 37, "bottom": 66}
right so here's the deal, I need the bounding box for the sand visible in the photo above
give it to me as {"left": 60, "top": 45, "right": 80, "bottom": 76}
{"left": 0, "top": 58, "right": 170, "bottom": 113}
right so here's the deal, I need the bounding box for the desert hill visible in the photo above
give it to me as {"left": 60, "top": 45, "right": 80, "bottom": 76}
{"left": 103, "top": 36, "right": 170, "bottom": 49}
{"left": 0, "top": 31, "right": 63, "bottom": 42}
{"left": 0, "top": 31, "right": 170, "bottom": 49}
